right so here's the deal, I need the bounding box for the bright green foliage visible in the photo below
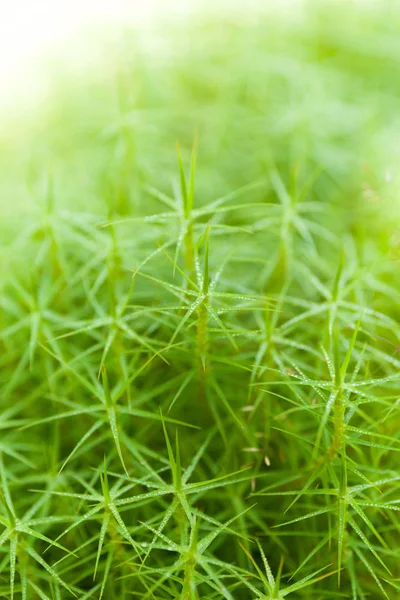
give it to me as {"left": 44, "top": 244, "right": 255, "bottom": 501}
{"left": 0, "top": 1, "right": 400, "bottom": 598}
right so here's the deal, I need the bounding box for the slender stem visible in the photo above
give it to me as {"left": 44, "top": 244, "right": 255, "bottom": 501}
{"left": 184, "top": 221, "right": 195, "bottom": 276}
{"left": 329, "top": 387, "right": 345, "bottom": 460}
{"left": 196, "top": 300, "right": 208, "bottom": 375}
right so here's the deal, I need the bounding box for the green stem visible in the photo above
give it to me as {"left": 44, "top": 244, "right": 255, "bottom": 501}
{"left": 184, "top": 221, "right": 195, "bottom": 276}
{"left": 196, "top": 300, "right": 208, "bottom": 375}
{"left": 329, "top": 377, "right": 345, "bottom": 460}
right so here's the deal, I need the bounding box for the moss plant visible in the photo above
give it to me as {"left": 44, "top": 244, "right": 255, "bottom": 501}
{"left": 0, "top": 1, "right": 400, "bottom": 598}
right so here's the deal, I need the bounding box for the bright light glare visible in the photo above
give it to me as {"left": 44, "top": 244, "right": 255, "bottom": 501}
{"left": 0, "top": 0, "right": 377, "bottom": 103}
{"left": 0, "top": 0, "right": 309, "bottom": 82}
{"left": 0, "top": 2, "right": 157, "bottom": 77}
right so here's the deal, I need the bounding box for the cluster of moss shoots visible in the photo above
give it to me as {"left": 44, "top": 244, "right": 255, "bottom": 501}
{"left": 1, "top": 4, "right": 400, "bottom": 598}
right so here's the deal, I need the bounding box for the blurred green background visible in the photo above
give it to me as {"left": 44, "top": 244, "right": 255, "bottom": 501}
{"left": 1, "top": 0, "right": 400, "bottom": 243}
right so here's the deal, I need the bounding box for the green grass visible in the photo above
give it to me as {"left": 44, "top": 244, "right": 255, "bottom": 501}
{"left": 1, "top": 1, "right": 400, "bottom": 598}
